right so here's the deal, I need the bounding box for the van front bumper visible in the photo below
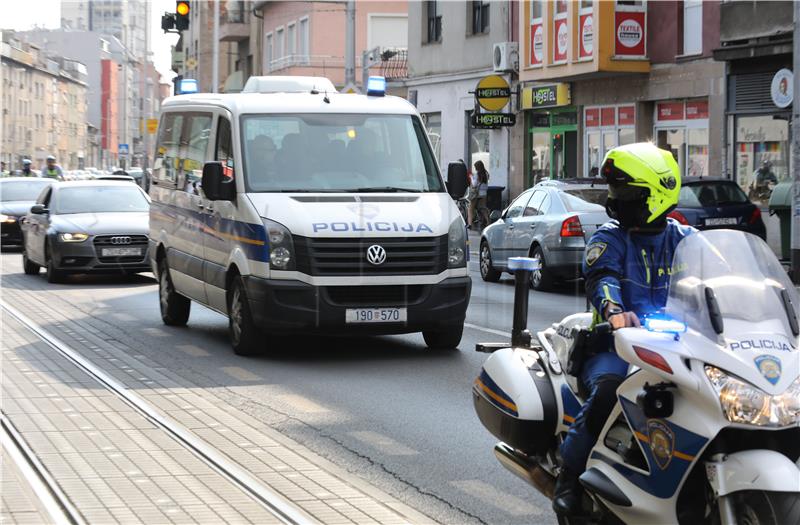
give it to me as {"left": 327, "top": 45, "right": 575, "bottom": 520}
{"left": 242, "top": 276, "right": 472, "bottom": 334}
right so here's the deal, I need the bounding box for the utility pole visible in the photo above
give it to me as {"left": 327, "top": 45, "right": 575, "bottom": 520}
{"left": 792, "top": 1, "right": 800, "bottom": 281}
{"left": 212, "top": 0, "right": 220, "bottom": 93}
{"left": 345, "top": 0, "right": 355, "bottom": 87}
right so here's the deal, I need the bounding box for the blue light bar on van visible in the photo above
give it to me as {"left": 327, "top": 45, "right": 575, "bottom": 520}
{"left": 366, "top": 76, "right": 386, "bottom": 97}
{"left": 178, "top": 78, "right": 198, "bottom": 94}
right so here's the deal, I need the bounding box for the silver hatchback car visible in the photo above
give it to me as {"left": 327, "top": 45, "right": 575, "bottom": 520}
{"left": 479, "top": 179, "right": 609, "bottom": 290}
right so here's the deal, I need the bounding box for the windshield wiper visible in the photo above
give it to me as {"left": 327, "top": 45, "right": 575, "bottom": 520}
{"left": 353, "top": 186, "right": 418, "bottom": 193}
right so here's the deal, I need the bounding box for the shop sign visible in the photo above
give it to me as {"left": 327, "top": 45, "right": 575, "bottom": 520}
{"left": 618, "top": 105, "right": 636, "bottom": 125}
{"left": 471, "top": 112, "right": 516, "bottom": 128}
{"left": 554, "top": 17, "right": 568, "bottom": 62}
{"left": 615, "top": 11, "right": 646, "bottom": 57}
{"left": 771, "top": 69, "right": 793, "bottom": 109}
{"left": 579, "top": 14, "right": 593, "bottom": 59}
{"left": 475, "top": 75, "right": 511, "bottom": 112}
{"left": 686, "top": 100, "right": 708, "bottom": 120}
{"left": 146, "top": 118, "right": 159, "bottom": 134}
{"left": 552, "top": 112, "right": 578, "bottom": 126}
{"left": 521, "top": 83, "right": 571, "bottom": 110}
{"left": 657, "top": 101, "right": 684, "bottom": 121}
{"left": 530, "top": 22, "right": 544, "bottom": 65}
{"left": 585, "top": 108, "right": 600, "bottom": 127}
{"left": 601, "top": 107, "right": 616, "bottom": 126}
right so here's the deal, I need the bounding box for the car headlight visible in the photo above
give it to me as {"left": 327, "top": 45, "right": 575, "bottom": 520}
{"left": 705, "top": 366, "right": 800, "bottom": 427}
{"left": 264, "top": 219, "right": 294, "bottom": 270}
{"left": 58, "top": 232, "right": 89, "bottom": 242}
{"left": 447, "top": 218, "right": 467, "bottom": 268}
{"left": 0, "top": 214, "right": 16, "bottom": 223}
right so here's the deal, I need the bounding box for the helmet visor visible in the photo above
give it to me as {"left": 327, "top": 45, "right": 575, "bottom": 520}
{"left": 607, "top": 184, "right": 648, "bottom": 202}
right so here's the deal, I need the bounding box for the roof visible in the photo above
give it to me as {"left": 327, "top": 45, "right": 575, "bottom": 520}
{"left": 535, "top": 178, "right": 607, "bottom": 188}
{"left": 682, "top": 177, "right": 735, "bottom": 185}
{"left": 0, "top": 177, "right": 53, "bottom": 183}
{"left": 161, "top": 92, "right": 418, "bottom": 116}
{"left": 52, "top": 180, "right": 138, "bottom": 188}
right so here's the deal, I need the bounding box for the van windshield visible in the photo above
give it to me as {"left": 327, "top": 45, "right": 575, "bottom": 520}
{"left": 241, "top": 113, "right": 444, "bottom": 193}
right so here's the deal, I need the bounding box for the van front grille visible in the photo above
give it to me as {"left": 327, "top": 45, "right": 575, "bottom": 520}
{"left": 325, "top": 285, "right": 426, "bottom": 306}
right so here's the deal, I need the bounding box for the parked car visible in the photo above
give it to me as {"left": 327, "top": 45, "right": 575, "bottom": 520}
{"left": 668, "top": 178, "right": 766, "bottom": 239}
{"left": 21, "top": 181, "right": 151, "bottom": 282}
{"left": 0, "top": 177, "right": 54, "bottom": 248}
{"left": 97, "top": 174, "right": 136, "bottom": 183}
{"left": 479, "top": 179, "right": 609, "bottom": 290}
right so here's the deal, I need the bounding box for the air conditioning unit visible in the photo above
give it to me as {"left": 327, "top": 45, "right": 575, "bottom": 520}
{"left": 493, "top": 42, "right": 519, "bottom": 73}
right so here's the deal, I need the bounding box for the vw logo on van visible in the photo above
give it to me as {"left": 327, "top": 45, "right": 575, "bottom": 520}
{"left": 366, "top": 245, "right": 387, "bottom": 266}
{"left": 110, "top": 236, "right": 132, "bottom": 245}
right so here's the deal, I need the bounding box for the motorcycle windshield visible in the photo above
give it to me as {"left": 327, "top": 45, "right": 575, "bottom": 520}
{"left": 665, "top": 230, "right": 800, "bottom": 344}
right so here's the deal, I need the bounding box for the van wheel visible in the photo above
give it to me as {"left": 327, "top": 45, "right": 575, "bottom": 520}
{"left": 228, "top": 276, "right": 261, "bottom": 356}
{"left": 423, "top": 322, "right": 464, "bottom": 350}
{"left": 22, "top": 249, "right": 40, "bottom": 275}
{"left": 158, "top": 259, "right": 190, "bottom": 326}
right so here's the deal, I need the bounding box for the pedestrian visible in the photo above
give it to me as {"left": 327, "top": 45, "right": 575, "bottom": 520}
{"left": 0, "top": 161, "right": 8, "bottom": 177}
{"left": 43, "top": 155, "right": 64, "bottom": 180}
{"left": 470, "top": 160, "right": 489, "bottom": 229}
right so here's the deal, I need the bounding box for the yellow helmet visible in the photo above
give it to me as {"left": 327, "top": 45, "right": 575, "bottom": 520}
{"left": 601, "top": 142, "right": 681, "bottom": 226}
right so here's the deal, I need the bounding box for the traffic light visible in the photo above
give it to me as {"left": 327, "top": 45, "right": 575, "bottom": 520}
{"left": 161, "top": 13, "right": 175, "bottom": 31}
{"left": 175, "top": 1, "right": 190, "bottom": 31}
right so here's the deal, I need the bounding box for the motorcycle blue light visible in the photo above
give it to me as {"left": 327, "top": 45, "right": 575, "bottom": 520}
{"left": 507, "top": 257, "right": 541, "bottom": 272}
{"left": 645, "top": 317, "right": 687, "bottom": 334}
{"left": 366, "top": 76, "right": 386, "bottom": 97}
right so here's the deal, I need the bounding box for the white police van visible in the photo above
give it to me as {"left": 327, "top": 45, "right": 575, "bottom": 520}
{"left": 149, "top": 76, "right": 471, "bottom": 355}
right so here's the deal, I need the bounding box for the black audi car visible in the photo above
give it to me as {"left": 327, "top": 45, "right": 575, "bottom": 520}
{"left": 1, "top": 177, "right": 54, "bottom": 248}
{"left": 21, "top": 181, "right": 151, "bottom": 282}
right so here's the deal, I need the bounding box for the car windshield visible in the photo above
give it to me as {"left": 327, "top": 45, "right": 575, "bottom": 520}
{"left": 665, "top": 230, "right": 800, "bottom": 343}
{"left": 54, "top": 186, "right": 149, "bottom": 214}
{"left": 679, "top": 182, "right": 749, "bottom": 208}
{"left": 241, "top": 113, "right": 443, "bottom": 192}
{"left": 1, "top": 180, "right": 52, "bottom": 201}
{"left": 561, "top": 188, "right": 608, "bottom": 211}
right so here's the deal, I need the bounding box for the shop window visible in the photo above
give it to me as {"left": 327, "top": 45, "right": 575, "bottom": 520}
{"left": 618, "top": 128, "right": 635, "bottom": 147}
{"left": 687, "top": 128, "right": 708, "bottom": 177}
{"left": 683, "top": 0, "right": 702, "bottom": 55}
{"left": 657, "top": 128, "right": 686, "bottom": 171}
{"left": 468, "top": 118, "right": 490, "bottom": 175}
{"left": 421, "top": 112, "right": 441, "bottom": 165}
{"left": 471, "top": 1, "right": 490, "bottom": 35}
{"left": 531, "top": 131, "right": 550, "bottom": 184}
{"left": 426, "top": 1, "right": 442, "bottom": 43}
{"left": 735, "top": 115, "right": 789, "bottom": 206}
{"left": 587, "top": 131, "right": 601, "bottom": 177}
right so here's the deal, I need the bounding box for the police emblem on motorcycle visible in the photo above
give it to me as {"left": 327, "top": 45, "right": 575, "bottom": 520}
{"left": 754, "top": 355, "right": 781, "bottom": 385}
{"left": 647, "top": 420, "right": 675, "bottom": 470}
{"left": 366, "top": 245, "right": 387, "bottom": 266}
{"left": 585, "top": 242, "right": 607, "bottom": 267}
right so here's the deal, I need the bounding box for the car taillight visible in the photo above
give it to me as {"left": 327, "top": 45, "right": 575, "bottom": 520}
{"left": 560, "top": 216, "right": 583, "bottom": 237}
{"left": 749, "top": 207, "right": 762, "bottom": 225}
{"left": 667, "top": 210, "right": 689, "bottom": 225}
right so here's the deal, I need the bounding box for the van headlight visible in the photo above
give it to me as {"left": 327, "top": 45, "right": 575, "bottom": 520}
{"left": 705, "top": 366, "right": 800, "bottom": 427}
{"left": 447, "top": 218, "right": 467, "bottom": 268}
{"left": 264, "top": 219, "right": 295, "bottom": 271}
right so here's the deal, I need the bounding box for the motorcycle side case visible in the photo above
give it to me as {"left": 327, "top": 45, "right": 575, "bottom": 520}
{"left": 545, "top": 312, "right": 593, "bottom": 396}
{"left": 473, "top": 347, "right": 558, "bottom": 456}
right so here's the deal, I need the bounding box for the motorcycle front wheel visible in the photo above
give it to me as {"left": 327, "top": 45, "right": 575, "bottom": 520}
{"left": 719, "top": 491, "right": 800, "bottom": 525}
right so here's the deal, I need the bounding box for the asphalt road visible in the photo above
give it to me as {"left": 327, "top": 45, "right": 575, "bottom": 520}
{"left": 1, "top": 247, "right": 588, "bottom": 525}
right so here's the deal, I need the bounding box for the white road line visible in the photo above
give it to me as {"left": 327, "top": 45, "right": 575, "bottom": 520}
{"left": 464, "top": 323, "right": 511, "bottom": 338}
{"left": 176, "top": 344, "right": 211, "bottom": 357}
{"left": 275, "top": 394, "right": 329, "bottom": 414}
{"left": 222, "top": 366, "right": 262, "bottom": 382}
{"left": 349, "top": 431, "right": 419, "bottom": 456}
{"left": 450, "top": 479, "right": 546, "bottom": 517}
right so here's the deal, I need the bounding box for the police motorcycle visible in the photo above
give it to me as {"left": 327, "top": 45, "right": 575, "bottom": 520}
{"left": 473, "top": 229, "right": 800, "bottom": 524}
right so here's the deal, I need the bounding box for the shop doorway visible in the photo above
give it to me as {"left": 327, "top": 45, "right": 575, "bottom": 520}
{"left": 526, "top": 109, "right": 578, "bottom": 186}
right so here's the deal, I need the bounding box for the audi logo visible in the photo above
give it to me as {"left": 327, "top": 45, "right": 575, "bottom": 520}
{"left": 366, "top": 244, "right": 387, "bottom": 266}
{"left": 110, "top": 236, "right": 132, "bottom": 245}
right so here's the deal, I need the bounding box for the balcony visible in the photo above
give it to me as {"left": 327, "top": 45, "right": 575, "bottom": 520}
{"left": 219, "top": 1, "right": 250, "bottom": 42}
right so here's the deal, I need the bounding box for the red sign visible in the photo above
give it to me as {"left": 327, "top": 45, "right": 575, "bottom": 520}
{"left": 686, "top": 100, "right": 709, "bottom": 120}
{"left": 585, "top": 108, "right": 600, "bottom": 128}
{"left": 601, "top": 107, "right": 616, "bottom": 126}
{"left": 579, "top": 14, "right": 593, "bottom": 59}
{"left": 614, "top": 11, "right": 646, "bottom": 57}
{"left": 530, "top": 22, "right": 544, "bottom": 66}
{"left": 657, "top": 102, "right": 684, "bottom": 121}
{"left": 553, "top": 17, "right": 568, "bottom": 62}
{"left": 618, "top": 105, "right": 635, "bottom": 125}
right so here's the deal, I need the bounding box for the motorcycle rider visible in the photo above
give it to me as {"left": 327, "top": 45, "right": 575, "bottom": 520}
{"left": 43, "top": 155, "right": 64, "bottom": 180}
{"left": 20, "top": 158, "right": 34, "bottom": 177}
{"left": 553, "top": 142, "right": 695, "bottom": 516}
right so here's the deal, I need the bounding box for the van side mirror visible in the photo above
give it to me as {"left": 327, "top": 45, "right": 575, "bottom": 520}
{"left": 446, "top": 162, "right": 468, "bottom": 200}
{"left": 30, "top": 204, "right": 47, "bottom": 215}
{"left": 489, "top": 210, "right": 502, "bottom": 222}
{"left": 201, "top": 162, "right": 235, "bottom": 201}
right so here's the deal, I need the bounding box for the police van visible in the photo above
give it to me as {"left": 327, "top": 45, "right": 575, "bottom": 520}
{"left": 149, "top": 76, "right": 471, "bottom": 355}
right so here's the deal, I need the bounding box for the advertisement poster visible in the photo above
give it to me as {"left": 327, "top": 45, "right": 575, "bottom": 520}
{"left": 618, "top": 106, "right": 635, "bottom": 125}
{"left": 686, "top": 100, "right": 709, "bottom": 120}
{"left": 530, "top": 22, "right": 544, "bottom": 66}
{"left": 614, "top": 11, "right": 646, "bottom": 56}
{"left": 657, "top": 102, "right": 684, "bottom": 121}
{"left": 579, "top": 14, "right": 593, "bottom": 59}
{"left": 554, "top": 17, "right": 568, "bottom": 62}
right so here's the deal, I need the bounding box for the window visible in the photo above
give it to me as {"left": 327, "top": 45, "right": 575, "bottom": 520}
{"left": 735, "top": 115, "right": 789, "bottom": 206}
{"left": 683, "top": 0, "right": 702, "bottom": 55}
{"left": 471, "top": 1, "right": 490, "bottom": 35}
{"left": 426, "top": 1, "right": 442, "bottom": 43}
{"left": 421, "top": 112, "right": 442, "bottom": 165}
{"left": 287, "top": 22, "right": 296, "bottom": 59}
{"left": 216, "top": 116, "right": 235, "bottom": 178}
{"left": 298, "top": 18, "right": 309, "bottom": 64}
{"left": 264, "top": 32, "right": 273, "bottom": 71}
{"left": 154, "top": 113, "right": 184, "bottom": 185}
{"left": 555, "top": 0, "right": 568, "bottom": 15}
{"left": 506, "top": 191, "right": 533, "bottom": 219}
{"left": 523, "top": 191, "right": 547, "bottom": 216}
{"left": 275, "top": 27, "right": 285, "bottom": 59}
{"left": 183, "top": 113, "right": 212, "bottom": 192}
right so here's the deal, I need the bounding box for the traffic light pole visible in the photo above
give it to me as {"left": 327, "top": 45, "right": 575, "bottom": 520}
{"left": 212, "top": 0, "right": 220, "bottom": 93}
{"left": 792, "top": 1, "right": 800, "bottom": 282}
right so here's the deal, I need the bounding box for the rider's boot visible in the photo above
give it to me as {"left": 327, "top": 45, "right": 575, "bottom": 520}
{"left": 552, "top": 466, "right": 585, "bottom": 516}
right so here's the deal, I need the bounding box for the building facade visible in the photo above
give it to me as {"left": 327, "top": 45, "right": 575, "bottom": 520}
{"left": 177, "top": 1, "right": 236, "bottom": 93}
{"left": 61, "top": 0, "right": 151, "bottom": 60}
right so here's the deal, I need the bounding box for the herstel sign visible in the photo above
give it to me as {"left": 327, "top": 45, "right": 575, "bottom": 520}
{"left": 475, "top": 75, "right": 511, "bottom": 112}
{"left": 521, "top": 83, "right": 571, "bottom": 110}
{"left": 471, "top": 112, "right": 516, "bottom": 128}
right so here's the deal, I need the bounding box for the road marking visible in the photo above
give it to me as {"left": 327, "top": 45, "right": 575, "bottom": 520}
{"left": 450, "top": 479, "right": 545, "bottom": 516}
{"left": 464, "top": 323, "right": 511, "bottom": 338}
{"left": 275, "top": 394, "right": 328, "bottom": 414}
{"left": 221, "top": 367, "right": 261, "bottom": 382}
{"left": 176, "top": 344, "right": 210, "bottom": 357}
{"left": 348, "top": 431, "right": 418, "bottom": 456}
